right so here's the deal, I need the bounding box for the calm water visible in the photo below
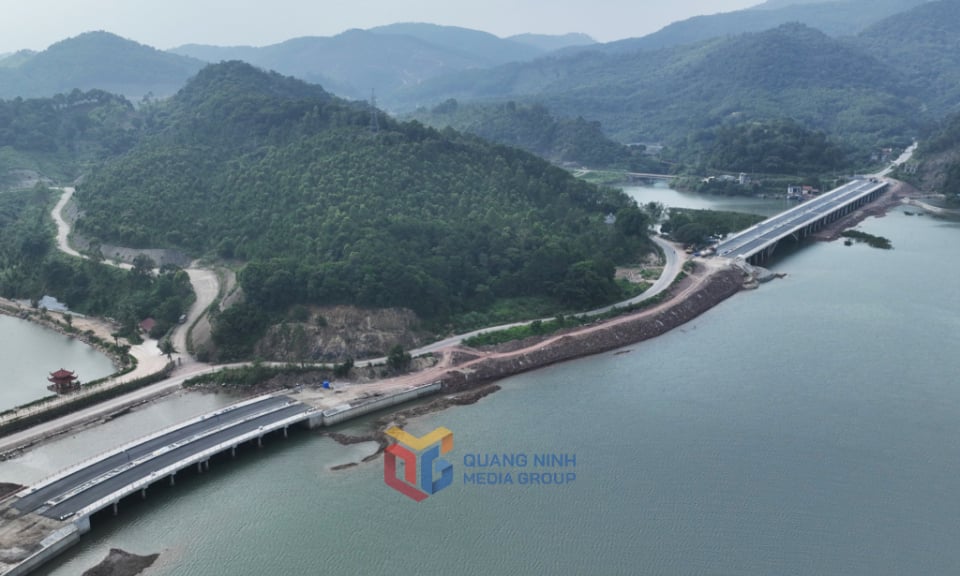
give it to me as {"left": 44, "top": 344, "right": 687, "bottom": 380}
{"left": 0, "top": 315, "right": 115, "bottom": 410}
{"left": 624, "top": 182, "right": 787, "bottom": 216}
{"left": 3, "top": 206, "right": 959, "bottom": 575}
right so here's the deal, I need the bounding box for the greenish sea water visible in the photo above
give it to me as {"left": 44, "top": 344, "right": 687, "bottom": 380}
{"left": 1, "top": 198, "right": 957, "bottom": 575}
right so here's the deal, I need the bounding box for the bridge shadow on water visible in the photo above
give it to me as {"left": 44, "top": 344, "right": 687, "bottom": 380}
{"left": 760, "top": 235, "right": 816, "bottom": 268}
{"left": 746, "top": 228, "right": 841, "bottom": 269}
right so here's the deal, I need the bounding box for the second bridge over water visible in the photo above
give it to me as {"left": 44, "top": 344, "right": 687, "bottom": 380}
{"left": 714, "top": 178, "right": 890, "bottom": 264}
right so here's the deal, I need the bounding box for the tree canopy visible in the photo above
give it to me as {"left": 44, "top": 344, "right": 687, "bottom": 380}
{"left": 74, "top": 62, "right": 654, "bottom": 325}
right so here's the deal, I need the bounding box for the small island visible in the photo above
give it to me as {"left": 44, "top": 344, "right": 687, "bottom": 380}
{"left": 840, "top": 230, "right": 893, "bottom": 249}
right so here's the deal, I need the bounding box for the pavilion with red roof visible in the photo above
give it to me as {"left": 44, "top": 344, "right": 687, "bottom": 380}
{"left": 47, "top": 368, "right": 79, "bottom": 393}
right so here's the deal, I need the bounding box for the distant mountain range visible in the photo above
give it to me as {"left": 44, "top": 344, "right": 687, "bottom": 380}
{"left": 0, "top": 0, "right": 956, "bottom": 156}
{"left": 394, "top": 1, "right": 960, "bottom": 147}
{"left": 0, "top": 1, "right": 937, "bottom": 105}
{"left": 169, "top": 24, "right": 595, "bottom": 101}
{"left": 0, "top": 31, "right": 204, "bottom": 100}
{"left": 0, "top": 25, "right": 593, "bottom": 104}
{"left": 392, "top": 21, "right": 920, "bottom": 145}
{"left": 597, "top": 0, "right": 933, "bottom": 53}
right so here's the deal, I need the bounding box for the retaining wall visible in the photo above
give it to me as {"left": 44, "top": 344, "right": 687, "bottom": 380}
{"left": 311, "top": 382, "right": 442, "bottom": 427}
{"left": 3, "top": 525, "right": 79, "bottom": 576}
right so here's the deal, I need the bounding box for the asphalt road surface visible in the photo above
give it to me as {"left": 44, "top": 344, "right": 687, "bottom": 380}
{"left": 39, "top": 401, "right": 311, "bottom": 520}
{"left": 13, "top": 395, "right": 297, "bottom": 516}
{"left": 716, "top": 179, "right": 886, "bottom": 259}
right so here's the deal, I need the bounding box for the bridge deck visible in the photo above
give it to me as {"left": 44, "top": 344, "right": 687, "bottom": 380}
{"left": 11, "top": 395, "right": 313, "bottom": 520}
{"left": 715, "top": 179, "right": 887, "bottom": 260}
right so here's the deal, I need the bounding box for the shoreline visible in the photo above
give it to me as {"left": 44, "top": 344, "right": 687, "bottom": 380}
{"left": 439, "top": 264, "right": 743, "bottom": 392}
{"left": 0, "top": 299, "right": 126, "bottom": 374}
{"left": 265, "top": 262, "right": 744, "bottom": 420}
{"left": 0, "top": 179, "right": 912, "bottom": 454}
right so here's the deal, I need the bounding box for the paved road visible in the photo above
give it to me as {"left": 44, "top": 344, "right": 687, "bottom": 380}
{"left": 3, "top": 196, "right": 683, "bottom": 456}
{"left": 173, "top": 268, "right": 220, "bottom": 357}
{"left": 41, "top": 401, "right": 311, "bottom": 520}
{"left": 715, "top": 178, "right": 887, "bottom": 260}
{"left": 12, "top": 396, "right": 308, "bottom": 519}
{"left": 406, "top": 236, "right": 683, "bottom": 356}
{"left": 52, "top": 186, "right": 220, "bottom": 362}
{"left": 51, "top": 188, "right": 86, "bottom": 261}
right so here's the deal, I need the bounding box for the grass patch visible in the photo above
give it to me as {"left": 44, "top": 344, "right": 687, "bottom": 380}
{"left": 444, "top": 296, "right": 566, "bottom": 334}
{"left": 464, "top": 270, "right": 687, "bottom": 347}
{"left": 464, "top": 314, "right": 586, "bottom": 347}
{"left": 184, "top": 362, "right": 330, "bottom": 389}
{"left": 841, "top": 230, "right": 892, "bottom": 249}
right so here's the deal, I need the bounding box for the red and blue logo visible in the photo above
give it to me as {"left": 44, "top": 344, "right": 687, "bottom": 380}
{"left": 383, "top": 426, "right": 453, "bottom": 502}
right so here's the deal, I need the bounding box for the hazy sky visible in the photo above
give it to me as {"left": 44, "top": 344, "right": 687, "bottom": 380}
{"left": 0, "top": 0, "right": 762, "bottom": 53}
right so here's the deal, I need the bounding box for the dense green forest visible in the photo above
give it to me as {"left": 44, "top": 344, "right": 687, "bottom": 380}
{"left": 72, "top": 62, "right": 654, "bottom": 356}
{"left": 410, "top": 99, "right": 663, "bottom": 171}
{"left": 852, "top": 0, "right": 960, "bottom": 120}
{"left": 660, "top": 209, "right": 766, "bottom": 245}
{"left": 683, "top": 119, "right": 849, "bottom": 175}
{"left": 0, "top": 187, "right": 194, "bottom": 338}
{"left": 0, "top": 89, "right": 140, "bottom": 186}
{"left": 916, "top": 111, "right": 960, "bottom": 204}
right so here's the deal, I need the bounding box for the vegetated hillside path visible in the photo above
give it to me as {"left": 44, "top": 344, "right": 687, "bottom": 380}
{"left": 0, "top": 188, "right": 689, "bottom": 455}
{"left": 0, "top": 190, "right": 229, "bottom": 455}
{"left": 52, "top": 188, "right": 219, "bottom": 373}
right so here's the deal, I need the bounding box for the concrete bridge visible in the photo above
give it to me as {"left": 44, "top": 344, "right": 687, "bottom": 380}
{"left": 0, "top": 382, "right": 443, "bottom": 575}
{"left": 625, "top": 171, "right": 677, "bottom": 181}
{"left": 0, "top": 395, "right": 316, "bottom": 575}
{"left": 714, "top": 178, "right": 889, "bottom": 264}
{"left": 11, "top": 395, "right": 316, "bottom": 525}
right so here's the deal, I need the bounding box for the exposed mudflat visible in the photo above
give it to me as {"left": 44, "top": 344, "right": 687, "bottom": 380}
{"left": 81, "top": 548, "right": 159, "bottom": 576}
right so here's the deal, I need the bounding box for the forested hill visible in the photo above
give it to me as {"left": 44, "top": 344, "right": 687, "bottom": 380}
{"left": 409, "top": 99, "right": 663, "bottom": 171}
{"left": 75, "top": 62, "right": 651, "bottom": 326}
{"left": 599, "top": 0, "right": 932, "bottom": 53}
{"left": 0, "top": 31, "right": 203, "bottom": 100}
{"left": 0, "top": 89, "right": 140, "bottom": 187}
{"left": 394, "top": 23, "right": 917, "bottom": 146}
{"left": 170, "top": 24, "right": 583, "bottom": 102}
{"left": 906, "top": 111, "right": 960, "bottom": 204}
{"left": 852, "top": 0, "right": 960, "bottom": 118}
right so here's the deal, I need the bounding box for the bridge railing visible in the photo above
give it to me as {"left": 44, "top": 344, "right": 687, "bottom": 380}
{"left": 13, "top": 391, "right": 282, "bottom": 499}
{"left": 67, "top": 410, "right": 315, "bottom": 522}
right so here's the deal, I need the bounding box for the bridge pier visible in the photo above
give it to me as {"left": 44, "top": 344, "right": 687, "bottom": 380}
{"left": 140, "top": 488, "right": 147, "bottom": 500}
{"left": 169, "top": 473, "right": 176, "bottom": 487}
{"left": 112, "top": 501, "right": 118, "bottom": 516}
{"left": 231, "top": 445, "right": 237, "bottom": 458}
{"left": 258, "top": 436, "right": 263, "bottom": 448}
{"left": 283, "top": 426, "right": 288, "bottom": 438}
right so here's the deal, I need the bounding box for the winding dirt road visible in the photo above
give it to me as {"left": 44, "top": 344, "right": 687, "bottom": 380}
{"left": 0, "top": 190, "right": 228, "bottom": 455}
{"left": 0, "top": 189, "right": 689, "bottom": 455}
{"left": 51, "top": 187, "right": 220, "bottom": 363}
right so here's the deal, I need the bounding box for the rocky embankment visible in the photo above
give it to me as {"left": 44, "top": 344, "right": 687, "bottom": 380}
{"left": 440, "top": 267, "right": 743, "bottom": 393}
